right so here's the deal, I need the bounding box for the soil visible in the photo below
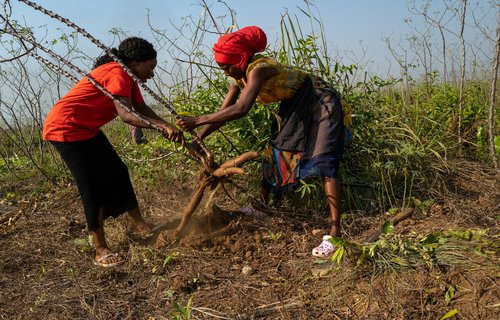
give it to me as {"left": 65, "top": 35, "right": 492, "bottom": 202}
{"left": 0, "top": 159, "right": 499, "bottom": 319}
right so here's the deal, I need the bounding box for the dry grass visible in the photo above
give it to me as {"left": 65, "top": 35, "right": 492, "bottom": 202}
{"left": 0, "top": 159, "right": 499, "bottom": 319}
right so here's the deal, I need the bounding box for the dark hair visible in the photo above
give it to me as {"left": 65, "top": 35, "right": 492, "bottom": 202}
{"left": 93, "top": 37, "right": 157, "bottom": 69}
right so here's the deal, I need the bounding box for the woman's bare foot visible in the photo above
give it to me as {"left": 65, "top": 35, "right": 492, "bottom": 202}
{"left": 127, "top": 207, "right": 154, "bottom": 237}
{"left": 134, "top": 221, "right": 154, "bottom": 237}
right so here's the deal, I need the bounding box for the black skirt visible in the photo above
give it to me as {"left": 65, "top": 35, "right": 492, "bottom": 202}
{"left": 50, "top": 131, "right": 138, "bottom": 231}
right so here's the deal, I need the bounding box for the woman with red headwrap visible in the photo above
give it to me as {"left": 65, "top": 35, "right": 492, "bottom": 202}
{"left": 177, "top": 26, "right": 346, "bottom": 258}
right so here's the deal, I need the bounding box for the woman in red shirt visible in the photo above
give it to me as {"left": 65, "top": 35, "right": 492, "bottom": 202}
{"left": 43, "top": 37, "right": 183, "bottom": 267}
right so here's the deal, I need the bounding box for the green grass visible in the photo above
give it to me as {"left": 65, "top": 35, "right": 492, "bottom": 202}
{"left": 0, "top": 0, "right": 497, "bottom": 219}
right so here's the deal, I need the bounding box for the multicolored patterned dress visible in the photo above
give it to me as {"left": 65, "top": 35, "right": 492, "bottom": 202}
{"left": 232, "top": 55, "right": 346, "bottom": 191}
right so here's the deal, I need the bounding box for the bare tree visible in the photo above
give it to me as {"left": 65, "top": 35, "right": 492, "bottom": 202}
{"left": 457, "top": 0, "right": 467, "bottom": 143}
{"left": 408, "top": 0, "right": 457, "bottom": 83}
{"left": 404, "top": 17, "right": 434, "bottom": 98}
{"left": 438, "top": 24, "right": 449, "bottom": 83}
{"left": 488, "top": 7, "right": 500, "bottom": 170}
{"left": 384, "top": 36, "right": 416, "bottom": 106}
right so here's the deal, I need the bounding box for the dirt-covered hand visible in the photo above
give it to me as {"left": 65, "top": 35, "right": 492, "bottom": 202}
{"left": 160, "top": 124, "right": 184, "bottom": 144}
{"left": 176, "top": 116, "right": 198, "bottom": 132}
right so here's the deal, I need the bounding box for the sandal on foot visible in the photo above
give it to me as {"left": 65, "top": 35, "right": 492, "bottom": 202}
{"left": 93, "top": 253, "right": 125, "bottom": 268}
{"left": 312, "top": 235, "right": 336, "bottom": 258}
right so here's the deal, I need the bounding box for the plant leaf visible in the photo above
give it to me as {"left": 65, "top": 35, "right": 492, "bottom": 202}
{"left": 382, "top": 221, "right": 394, "bottom": 234}
{"left": 445, "top": 286, "right": 455, "bottom": 303}
{"left": 440, "top": 308, "right": 458, "bottom": 320}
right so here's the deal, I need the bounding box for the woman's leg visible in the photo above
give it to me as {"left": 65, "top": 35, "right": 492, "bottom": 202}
{"left": 261, "top": 180, "right": 271, "bottom": 204}
{"left": 324, "top": 177, "right": 341, "bottom": 237}
{"left": 91, "top": 207, "right": 123, "bottom": 265}
{"left": 312, "top": 177, "right": 341, "bottom": 257}
{"left": 127, "top": 207, "right": 153, "bottom": 235}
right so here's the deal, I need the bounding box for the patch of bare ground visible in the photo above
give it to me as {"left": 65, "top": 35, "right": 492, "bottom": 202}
{"left": 0, "top": 158, "right": 498, "bottom": 319}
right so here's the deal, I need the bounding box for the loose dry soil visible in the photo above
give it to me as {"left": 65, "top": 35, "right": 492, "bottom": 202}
{"left": 0, "top": 159, "right": 499, "bottom": 319}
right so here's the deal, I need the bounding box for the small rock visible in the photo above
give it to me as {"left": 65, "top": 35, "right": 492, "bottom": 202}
{"left": 253, "top": 233, "right": 262, "bottom": 243}
{"left": 0, "top": 204, "right": 17, "bottom": 214}
{"left": 311, "top": 265, "right": 332, "bottom": 277}
{"left": 311, "top": 229, "right": 323, "bottom": 236}
{"left": 242, "top": 266, "right": 252, "bottom": 275}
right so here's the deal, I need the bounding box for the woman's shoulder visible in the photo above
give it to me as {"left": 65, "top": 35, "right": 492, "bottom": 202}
{"left": 85, "top": 62, "right": 136, "bottom": 93}
{"left": 248, "top": 54, "right": 280, "bottom": 70}
{"left": 90, "top": 62, "right": 126, "bottom": 78}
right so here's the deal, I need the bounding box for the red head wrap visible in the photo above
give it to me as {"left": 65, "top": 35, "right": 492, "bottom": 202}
{"left": 213, "top": 26, "right": 267, "bottom": 71}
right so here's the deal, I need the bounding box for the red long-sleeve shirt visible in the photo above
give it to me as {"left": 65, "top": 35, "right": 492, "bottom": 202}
{"left": 43, "top": 62, "right": 144, "bottom": 142}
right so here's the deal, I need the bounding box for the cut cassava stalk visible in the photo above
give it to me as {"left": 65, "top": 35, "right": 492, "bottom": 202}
{"left": 213, "top": 167, "right": 245, "bottom": 178}
{"left": 219, "top": 151, "right": 259, "bottom": 169}
{"left": 173, "top": 171, "right": 212, "bottom": 239}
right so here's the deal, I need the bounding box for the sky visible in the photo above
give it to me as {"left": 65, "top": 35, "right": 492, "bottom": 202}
{"left": 3, "top": 1, "right": 418, "bottom": 73}
{"left": 1, "top": 0, "right": 496, "bottom": 127}
{"left": 2, "top": 0, "right": 497, "bottom": 77}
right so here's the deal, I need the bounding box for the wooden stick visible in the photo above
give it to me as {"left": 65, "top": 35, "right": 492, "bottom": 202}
{"left": 362, "top": 208, "right": 414, "bottom": 243}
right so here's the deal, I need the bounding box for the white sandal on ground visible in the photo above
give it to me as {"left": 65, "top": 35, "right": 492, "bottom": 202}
{"left": 312, "top": 235, "right": 336, "bottom": 258}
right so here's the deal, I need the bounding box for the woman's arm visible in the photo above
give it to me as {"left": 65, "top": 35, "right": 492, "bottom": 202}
{"left": 113, "top": 97, "right": 183, "bottom": 143}
{"left": 176, "top": 66, "right": 277, "bottom": 133}
{"left": 197, "top": 67, "right": 275, "bottom": 124}
{"left": 196, "top": 83, "right": 240, "bottom": 140}
{"left": 133, "top": 101, "right": 166, "bottom": 122}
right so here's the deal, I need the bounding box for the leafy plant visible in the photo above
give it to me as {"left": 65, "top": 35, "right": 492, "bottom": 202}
{"left": 141, "top": 248, "right": 180, "bottom": 274}
{"left": 329, "top": 228, "right": 498, "bottom": 270}
{"left": 163, "top": 251, "right": 179, "bottom": 268}
{"left": 266, "top": 230, "right": 284, "bottom": 241}
{"left": 171, "top": 297, "right": 193, "bottom": 320}
{"left": 329, "top": 236, "right": 347, "bottom": 265}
